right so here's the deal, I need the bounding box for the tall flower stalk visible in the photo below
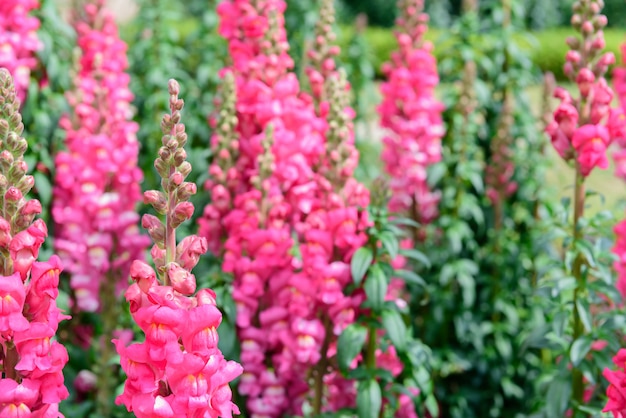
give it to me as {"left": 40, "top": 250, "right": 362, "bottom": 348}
{"left": 0, "top": 67, "right": 68, "bottom": 416}
{"left": 51, "top": 2, "right": 149, "bottom": 414}
{"left": 379, "top": 0, "right": 444, "bottom": 232}
{"left": 0, "top": 1, "right": 41, "bottom": 102}
{"left": 115, "top": 79, "right": 242, "bottom": 417}
{"left": 545, "top": 0, "right": 624, "bottom": 411}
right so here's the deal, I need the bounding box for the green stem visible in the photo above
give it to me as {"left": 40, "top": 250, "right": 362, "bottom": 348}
{"left": 95, "top": 269, "right": 118, "bottom": 418}
{"left": 3, "top": 342, "right": 18, "bottom": 381}
{"left": 571, "top": 168, "right": 585, "bottom": 412}
{"left": 312, "top": 315, "right": 332, "bottom": 415}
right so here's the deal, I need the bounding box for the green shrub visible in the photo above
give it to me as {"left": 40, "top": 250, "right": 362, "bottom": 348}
{"left": 338, "top": 26, "right": 625, "bottom": 81}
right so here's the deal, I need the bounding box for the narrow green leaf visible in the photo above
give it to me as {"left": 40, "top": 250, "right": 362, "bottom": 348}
{"left": 394, "top": 269, "right": 426, "bottom": 286}
{"left": 546, "top": 375, "right": 571, "bottom": 417}
{"left": 365, "top": 264, "right": 387, "bottom": 311}
{"left": 381, "top": 309, "right": 407, "bottom": 351}
{"left": 351, "top": 247, "right": 373, "bottom": 286}
{"left": 357, "top": 379, "right": 382, "bottom": 418}
{"left": 337, "top": 324, "right": 368, "bottom": 371}
{"left": 399, "top": 248, "right": 431, "bottom": 268}
{"left": 575, "top": 299, "right": 592, "bottom": 333}
{"left": 425, "top": 394, "right": 439, "bottom": 417}
{"left": 379, "top": 231, "right": 399, "bottom": 259}
{"left": 570, "top": 337, "right": 592, "bottom": 367}
{"left": 33, "top": 172, "right": 52, "bottom": 206}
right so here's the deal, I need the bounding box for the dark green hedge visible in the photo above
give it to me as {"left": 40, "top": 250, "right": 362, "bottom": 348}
{"left": 338, "top": 26, "right": 625, "bottom": 81}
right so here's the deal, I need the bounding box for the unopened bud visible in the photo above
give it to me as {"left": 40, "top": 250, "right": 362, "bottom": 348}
{"left": 178, "top": 161, "right": 192, "bottom": 177}
{"left": 173, "top": 149, "right": 187, "bottom": 167}
{"left": 171, "top": 202, "right": 194, "bottom": 228}
{"left": 168, "top": 79, "right": 180, "bottom": 96}
{"left": 5, "top": 186, "right": 22, "bottom": 202}
{"left": 130, "top": 260, "right": 157, "bottom": 293}
{"left": 170, "top": 172, "right": 184, "bottom": 186}
{"left": 176, "top": 182, "right": 197, "bottom": 201}
{"left": 144, "top": 190, "right": 167, "bottom": 214}
{"left": 16, "top": 175, "right": 34, "bottom": 195}
{"left": 142, "top": 214, "right": 165, "bottom": 246}
{"left": 166, "top": 262, "right": 196, "bottom": 295}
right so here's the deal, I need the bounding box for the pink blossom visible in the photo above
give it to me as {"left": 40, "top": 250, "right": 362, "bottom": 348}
{"left": 0, "top": 0, "right": 41, "bottom": 101}
{"left": 379, "top": 0, "right": 443, "bottom": 222}
{"left": 572, "top": 124, "right": 610, "bottom": 176}
{"left": 603, "top": 349, "right": 626, "bottom": 417}
{"left": 52, "top": 2, "right": 149, "bottom": 312}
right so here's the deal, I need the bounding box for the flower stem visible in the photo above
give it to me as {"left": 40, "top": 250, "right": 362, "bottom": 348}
{"left": 571, "top": 168, "right": 585, "bottom": 411}
{"left": 312, "top": 315, "right": 332, "bottom": 415}
{"left": 95, "top": 269, "right": 117, "bottom": 417}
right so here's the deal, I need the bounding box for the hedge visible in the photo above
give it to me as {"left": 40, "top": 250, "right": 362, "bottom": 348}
{"left": 338, "top": 26, "right": 626, "bottom": 82}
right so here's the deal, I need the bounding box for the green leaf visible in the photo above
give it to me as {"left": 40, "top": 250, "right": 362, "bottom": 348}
{"left": 381, "top": 309, "right": 407, "bottom": 351}
{"left": 394, "top": 269, "right": 426, "bottom": 286}
{"left": 365, "top": 264, "right": 387, "bottom": 311}
{"left": 337, "top": 324, "right": 368, "bottom": 371}
{"left": 357, "top": 379, "right": 382, "bottom": 418}
{"left": 33, "top": 172, "right": 52, "bottom": 206}
{"left": 570, "top": 336, "right": 592, "bottom": 367}
{"left": 546, "top": 374, "right": 571, "bottom": 417}
{"left": 575, "top": 299, "right": 592, "bottom": 333}
{"left": 425, "top": 394, "right": 439, "bottom": 417}
{"left": 398, "top": 248, "right": 431, "bottom": 268}
{"left": 351, "top": 247, "right": 373, "bottom": 286}
{"left": 379, "top": 231, "right": 399, "bottom": 259}
{"left": 390, "top": 217, "right": 421, "bottom": 228}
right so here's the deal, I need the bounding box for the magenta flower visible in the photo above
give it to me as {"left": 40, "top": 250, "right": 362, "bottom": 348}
{"left": 603, "top": 349, "right": 626, "bottom": 417}
{"left": 572, "top": 124, "right": 611, "bottom": 176}
{"left": 0, "top": 0, "right": 41, "bottom": 101}
{"left": 0, "top": 68, "right": 69, "bottom": 415}
{"left": 379, "top": 0, "right": 444, "bottom": 223}
{"left": 115, "top": 80, "right": 242, "bottom": 417}
{"left": 52, "top": 2, "right": 148, "bottom": 312}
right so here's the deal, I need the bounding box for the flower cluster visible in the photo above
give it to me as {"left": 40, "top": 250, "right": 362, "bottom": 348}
{"left": 603, "top": 349, "right": 626, "bottom": 417}
{"left": 305, "top": 0, "right": 341, "bottom": 107}
{"left": 378, "top": 0, "right": 444, "bottom": 224}
{"left": 546, "top": 0, "right": 626, "bottom": 177}
{"left": 613, "top": 220, "right": 626, "bottom": 300}
{"left": 485, "top": 94, "right": 518, "bottom": 207}
{"left": 52, "top": 1, "right": 148, "bottom": 312}
{"left": 115, "top": 79, "right": 242, "bottom": 417}
{"left": 0, "top": 68, "right": 68, "bottom": 416}
{"left": 0, "top": 0, "right": 41, "bottom": 102}
{"left": 613, "top": 42, "right": 626, "bottom": 110}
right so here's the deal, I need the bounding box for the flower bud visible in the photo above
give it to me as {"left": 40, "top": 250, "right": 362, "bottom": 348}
{"left": 130, "top": 260, "right": 157, "bottom": 293}
{"left": 142, "top": 214, "right": 165, "bottom": 246}
{"left": 176, "top": 182, "right": 197, "bottom": 201}
{"left": 171, "top": 202, "right": 194, "bottom": 228}
{"left": 178, "top": 161, "right": 192, "bottom": 178}
{"left": 168, "top": 79, "right": 180, "bottom": 96}
{"left": 166, "top": 262, "right": 196, "bottom": 295}
{"left": 144, "top": 190, "right": 167, "bottom": 214}
{"left": 0, "top": 216, "right": 11, "bottom": 247}
{"left": 75, "top": 370, "right": 97, "bottom": 393}
{"left": 5, "top": 186, "right": 22, "bottom": 202}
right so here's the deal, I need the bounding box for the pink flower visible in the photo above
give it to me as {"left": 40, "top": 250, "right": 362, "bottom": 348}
{"left": 0, "top": 0, "right": 42, "bottom": 101}
{"left": 9, "top": 219, "right": 47, "bottom": 280}
{"left": 0, "top": 272, "right": 28, "bottom": 334}
{"left": 603, "top": 349, "right": 626, "bottom": 417}
{"left": 572, "top": 124, "right": 610, "bottom": 176}
{"left": 53, "top": 2, "right": 149, "bottom": 312}
{"left": 379, "top": 1, "right": 443, "bottom": 222}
